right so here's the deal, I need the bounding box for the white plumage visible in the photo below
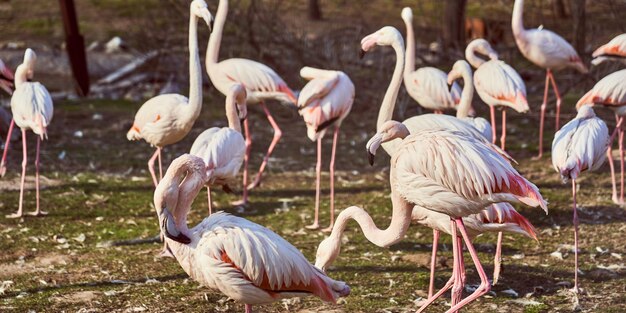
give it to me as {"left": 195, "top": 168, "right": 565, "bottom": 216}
{"left": 11, "top": 81, "right": 53, "bottom": 139}
{"left": 592, "top": 33, "right": 626, "bottom": 65}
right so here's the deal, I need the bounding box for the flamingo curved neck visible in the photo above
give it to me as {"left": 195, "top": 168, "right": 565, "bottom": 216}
{"left": 225, "top": 94, "right": 242, "bottom": 133}
{"left": 512, "top": 0, "right": 526, "bottom": 38}
{"left": 402, "top": 17, "right": 416, "bottom": 81}
{"left": 185, "top": 13, "right": 203, "bottom": 122}
{"left": 376, "top": 40, "right": 405, "bottom": 133}
{"left": 465, "top": 46, "right": 486, "bottom": 69}
{"left": 206, "top": 0, "right": 227, "bottom": 67}
{"left": 14, "top": 65, "right": 28, "bottom": 87}
{"left": 455, "top": 64, "right": 475, "bottom": 119}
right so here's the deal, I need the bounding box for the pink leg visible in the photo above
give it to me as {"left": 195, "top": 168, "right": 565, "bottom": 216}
{"left": 245, "top": 304, "right": 253, "bottom": 313}
{"left": 490, "top": 106, "right": 497, "bottom": 145}
{"left": 609, "top": 117, "right": 623, "bottom": 204}
{"left": 233, "top": 118, "right": 252, "bottom": 206}
{"left": 28, "top": 136, "right": 46, "bottom": 216}
{"left": 572, "top": 179, "right": 580, "bottom": 293}
{"left": 620, "top": 128, "right": 625, "bottom": 203}
{"left": 500, "top": 110, "right": 506, "bottom": 151}
{"left": 322, "top": 127, "right": 340, "bottom": 233}
{"left": 428, "top": 229, "right": 440, "bottom": 298}
{"left": 493, "top": 231, "right": 503, "bottom": 285}
{"left": 7, "top": 129, "right": 27, "bottom": 218}
{"left": 451, "top": 230, "right": 464, "bottom": 309}
{"left": 534, "top": 70, "right": 551, "bottom": 159}
{"left": 0, "top": 119, "right": 14, "bottom": 177}
{"left": 306, "top": 138, "right": 323, "bottom": 230}
{"left": 247, "top": 103, "right": 282, "bottom": 190}
{"left": 207, "top": 186, "right": 212, "bottom": 215}
{"left": 548, "top": 70, "right": 562, "bottom": 130}
{"left": 446, "top": 218, "right": 491, "bottom": 313}
{"left": 158, "top": 148, "right": 163, "bottom": 182}
{"left": 147, "top": 148, "right": 160, "bottom": 188}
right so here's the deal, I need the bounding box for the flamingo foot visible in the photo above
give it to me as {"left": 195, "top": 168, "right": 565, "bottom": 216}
{"left": 531, "top": 153, "right": 543, "bottom": 161}
{"left": 5, "top": 212, "right": 23, "bottom": 219}
{"left": 321, "top": 223, "right": 334, "bottom": 233}
{"left": 0, "top": 165, "right": 6, "bottom": 177}
{"left": 305, "top": 222, "right": 320, "bottom": 230}
{"left": 231, "top": 198, "right": 248, "bottom": 206}
{"left": 612, "top": 195, "right": 625, "bottom": 206}
{"left": 246, "top": 176, "right": 262, "bottom": 190}
{"left": 27, "top": 210, "right": 48, "bottom": 217}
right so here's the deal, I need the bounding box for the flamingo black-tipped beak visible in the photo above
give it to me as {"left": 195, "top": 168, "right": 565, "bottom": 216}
{"left": 359, "top": 49, "right": 367, "bottom": 59}
{"left": 161, "top": 208, "right": 191, "bottom": 244}
{"left": 368, "top": 151, "right": 375, "bottom": 166}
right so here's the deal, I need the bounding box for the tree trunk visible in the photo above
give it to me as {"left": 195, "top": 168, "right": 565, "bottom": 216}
{"left": 552, "top": 0, "right": 568, "bottom": 19}
{"left": 308, "top": 0, "right": 322, "bottom": 21}
{"left": 570, "top": 0, "right": 585, "bottom": 55}
{"left": 442, "top": 0, "right": 467, "bottom": 51}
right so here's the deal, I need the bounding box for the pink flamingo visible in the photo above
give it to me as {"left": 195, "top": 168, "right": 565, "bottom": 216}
{"left": 401, "top": 7, "right": 461, "bottom": 114}
{"left": 0, "top": 59, "right": 13, "bottom": 95}
{"left": 576, "top": 69, "right": 626, "bottom": 205}
{"left": 316, "top": 121, "right": 546, "bottom": 312}
{"left": 512, "top": 0, "right": 588, "bottom": 159}
{"left": 155, "top": 154, "right": 350, "bottom": 313}
{"left": 126, "top": 0, "right": 212, "bottom": 187}
{"left": 205, "top": 0, "right": 298, "bottom": 206}
{"left": 551, "top": 105, "right": 609, "bottom": 293}
{"left": 0, "top": 49, "right": 53, "bottom": 218}
{"left": 465, "top": 39, "right": 529, "bottom": 150}
{"left": 189, "top": 85, "right": 247, "bottom": 215}
{"left": 297, "top": 67, "right": 354, "bottom": 231}
{"left": 592, "top": 34, "right": 626, "bottom": 66}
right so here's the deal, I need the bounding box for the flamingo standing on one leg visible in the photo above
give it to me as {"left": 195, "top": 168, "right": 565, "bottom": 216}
{"left": 576, "top": 69, "right": 626, "bottom": 205}
{"left": 401, "top": 7, "right": 461, "bottom": 114}
{"left": 512, "top": 0, "right": 588, "bottom": 158}
{"left": 465, "top": 39, "right": 529, "bottom": 150}
{"left": 154, "top": 154, "right": 350, "bottom": 313}
{"left": 297, "top": 67, "right": 354, "bottom": 231}
{"left": 205, "top": 0, "right": 298, "bottom": 206}
{"left": 189, "top": 85, "right": 247, "bottom": 215}
{"left": 1, "top": 49, "right": 53, "bottom": 218}
{"left": 552, "top": 105, "right": 609, "bottom": 293}
{"left": 592, "top": 34, "right": 626, "bottom": 66}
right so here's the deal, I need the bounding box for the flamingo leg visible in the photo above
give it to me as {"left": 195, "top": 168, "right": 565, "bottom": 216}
{"left": 322, "top": 126, "right": 340, "bottom": 233}
{"left": 490, "top": 106, "right": 496, "bottom": 145}
{"left": 428, "top": 229, "right": 440, "bottom": 298}
{"left": 500, "top": 110, "right": 507, "bottom": 151}
{"left": 608, "top": 117, "right": 623, "bottom": 204}
{"left": 245, "top": 304, "right": 253, "bottom": 313}
{"left": 28, "top": 136, "right": 46, "bottom": 216}
{"left": 7, "top": 129, "right": 27, "bottom": 218}
{"left": 620, "top": 128, "right": 625, "bottom": 203}
{"left": 446, "top": 218, "right": 491, "bottom": 313}
{"left": 234, "top": 118, "right": 252, "bottom": 206}
{"left": 534, "top": 70, "right": 550, "bottom": 159}
{"left": 451, "top": 230, "right": 464, "bottom": 309}
{"left": 158, "top": 148, "right": 163, "bottom": 182}
{"left": 493, "top": 231, "right": 503, "bottom": 285}
{"left": 207, "top": 186, "right": 212, "bottom": 215}
{"left": 147, "top": 148, "right": 160, "bottom": 188}
{"left": 547, "top": 70, "right": 562, "bottom": 130}
{"left": 572, "top": 179, "right": 580, "bottom": 293}
{"left": 306, "top": 137, "right": 323, "bottom": 230}
{"left": 247, "top": 102, "right": 282, "bottom": 190}
{"left": 0, "top": 119, "right": 14, "bottom": 177}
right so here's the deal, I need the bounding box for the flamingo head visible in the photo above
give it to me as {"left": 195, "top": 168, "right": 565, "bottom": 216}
{"left": 191, "top": 0, "right": 213, "bottom": 30}
{"left": 22, "top": 48, "right": 36, "bottom": 79}
{"left": 359, "top": 26, "right": 403, "bottom": 59}
{"left": 401, "top": 7, "right": 413, "bottom": 22}
{"left": 447, "top": 60, "right": 472, "bottom": 85}
{"left": 366, "top": 120, "right": 409, "bottom": 166}
{"left": 0, "top": 59, "right": 14, "bottom": 95}
{"left": 233, "top": 85, "right": 248, "bottom": 121}
{"left": 576, "top": 104, "right": 596, "bottom": 119}
{"left": 469, "top": 38, "right": 498, "bottom": 60}
{"left": 314, "top": 235, "right": 342, "bottom": 273}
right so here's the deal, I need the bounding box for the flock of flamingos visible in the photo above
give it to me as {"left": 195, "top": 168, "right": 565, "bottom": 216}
{"left": 2, "top": 0, "right": 626, "bottom": 312}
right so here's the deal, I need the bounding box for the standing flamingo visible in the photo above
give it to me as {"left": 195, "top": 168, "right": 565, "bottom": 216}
{"left": 575, "top": 69, "right": 626, "bottom": 205}
{"left": 155, "top": 154, "right": 350, "bottom": 313}
{"left": 0, "top": 49, "right": 53, "bottom": 218}
{"left": 297, "top": 67, "right": 354, "bottom": 231}
{"left": 592, "top": 34, "right": 626, "bottom": 66}
{"left": 126, "top": 0, "right": 211, "bottom": 188}
{"left": 205, "top": 0, "right": 298, "bottom": 206}
{"left": 401, "top": 7, "right": 461, "bottom": 114}
{"left": 465, "top": 39, "right": 528, "bottom": 150}
{"left": 512, "top": 0, "right": 588, "bottom": 158}
{"left": 552, "top": 105, "right": 609, "bottom": 293}
{"left": 189, "top": 85, "right": 247, "bottom": 215}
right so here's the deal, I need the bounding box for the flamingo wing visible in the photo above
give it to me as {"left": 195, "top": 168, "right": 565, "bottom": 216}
{"left": 297, "top": 70, "right": 340, "bottom": 108}
{"left": 592, "top": 34, "right": 626, "bottom": 59}
{"left": 405, "top": 67, "right": 456, "bottom": 110}
{"left": 468, "top": 203, "right": 538, "bottom": 240}
{"left": 392, "top": 129, "right": 546, "bottom": 216}
{"left": 11, "top": 82, "right": 53, "bottom": 137}
{"left": 217, "top": 58, "right": 295, "bottom": 102}
{"left": 474, "top": 60, "right": 528, "bottom": 112}
{"left": 202, "top": 128, "right": 246, "bottom": 185}
{"left": 190, "top": 127, "right": 222, "bottom": 158}
{"left": 525, "top": 29, "right": 584, "bottom": 70}
{"left": 576, "top": 69, "right": 626, "bottom": 109}
{"left": 461, "top": 116, "right": 493, "bottom": 142}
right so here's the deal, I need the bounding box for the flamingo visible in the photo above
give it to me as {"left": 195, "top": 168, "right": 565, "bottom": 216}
{"left": 297, "top": 67, "right": 354, "bottom": 231}
{"left": 126, "top": 0, "right": 212, "bottom": 188}
{"left": 316, "top": 121, "right": 546, "bottom": 312}
{"left": 189, "top": 85, "right": 247, "bottom": 215}
{"left": 0, "top": 49, "right": 53, "bottom": 218}
{"left": 575, "top": 69, "right": 626, "bottom": 205}
{"left": 465, "top": 38, "right": 529, "bottom": 150}
{"left": 401, "top": 7, "right": 461, "bottom": 114}
{"left": 205, "top": 0, "right": 298, "bottom": 206}
{"left": 0, "top": 59, "right": 13, "bottom": 95}
{"left": 592, "top": 34, "right": 626, "bottom": 66}
{"left": 551, "top": 104, "right": 609, "bottom": 293}
{"left": 154, "top": 154, "right": 350, "bottom": 313}
{"left": 512, "top": 0, "right": 588, "bottom": 158}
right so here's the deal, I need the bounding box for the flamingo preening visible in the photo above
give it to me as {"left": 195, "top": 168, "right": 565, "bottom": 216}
{"left": 576, "top": 69, "right": 626, "bottom": 205}
{"left": 297, "top": 67, "right": 354, "bottom": 231}
{"left": 189, "top": 85, "right": 247, "bottom": 215}
{"left": 401, "top": 7, "right": 461, "bottom": 114}
{"left": 205, "top": 0, "right": 298, "bottom": 206}
{"left": 552, "top": 105, "right": 609, "bottom": 293}
{"left": 465, "top": 38, "right": 528, "bottom": 151}
{"left": 155, "top": 154, "right": 350, "bottom": 313}
{"left": 126, "top": 0, "right": 212, "bottom": 187}
{"left": 0, "top": 49, "right": 53, "bottom": 218}
{"left": 512, "top": 0, "right": 588, "bottom": 158}
{"left": 592, "top": 34, "right": 626, "bottom": 66}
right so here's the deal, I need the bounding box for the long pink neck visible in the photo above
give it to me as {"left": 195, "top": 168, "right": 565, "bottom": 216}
{"left": 206, "top": 0, "right": 227, "bottom": 67}
{"left": 376, "top": 39, "right": 405, "bottom": 132}
{"left": 512, "top": 0, "right": 526, "bottom": 39}
{"left": 454, "top": 62, "right": 475, "bottom": 119}
{"left": 402, "top": 17, "right": 416, "bottom": 81}
{"left": 184, "top": 12, "right": 202, "bottom": 123}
